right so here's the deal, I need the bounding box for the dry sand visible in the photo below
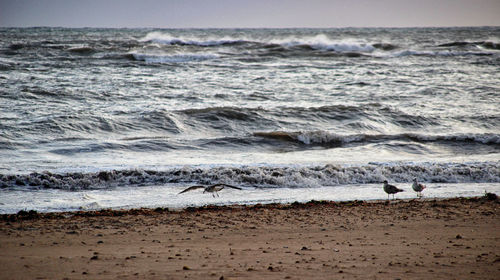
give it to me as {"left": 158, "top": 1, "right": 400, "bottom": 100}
{"left": 1, "top": 197, "right": 499, "bottom": 279}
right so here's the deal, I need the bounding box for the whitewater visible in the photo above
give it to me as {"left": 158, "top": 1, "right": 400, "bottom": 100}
{"left": 0, "top": 27, "right": 499, "bottom": 213}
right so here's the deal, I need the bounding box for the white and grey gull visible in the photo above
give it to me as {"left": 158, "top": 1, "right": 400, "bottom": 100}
{"left": 178, "top": 183, "right": 242, "bottom": 197}
{"left": 412, "top": 178, "right": 426, "bottom": 198}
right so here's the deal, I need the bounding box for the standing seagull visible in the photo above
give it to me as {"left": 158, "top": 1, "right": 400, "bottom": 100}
{"left": 178, "top": 183, "right": 242, "bottom": 197}
{"left": 383, "top": 180, "right": 404, "bottom": 200}
{"left": 412, "top": 178, "right": 426, "bottom": 198}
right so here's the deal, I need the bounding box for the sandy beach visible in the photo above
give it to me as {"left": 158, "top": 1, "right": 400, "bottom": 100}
{"left": 1, "top": 196, "right": 499, "bottom": 280}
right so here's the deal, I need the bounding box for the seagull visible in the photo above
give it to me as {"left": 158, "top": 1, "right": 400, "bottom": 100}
{"left": 178, "top": 183, "right": 242, "bottom": 197}
{"left": 412, "top": 178, "right": 426, "bottom": 198}
{"left": 383, "top": 180, "right": 404, "bottom": 200}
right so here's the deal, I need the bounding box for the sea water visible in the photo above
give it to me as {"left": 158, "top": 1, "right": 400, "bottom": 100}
{"left": 1, "top": 27, "right": 499, "bottom": 213}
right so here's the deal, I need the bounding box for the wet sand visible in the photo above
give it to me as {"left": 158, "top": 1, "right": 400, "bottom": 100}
{"left": 1, "top": 197, "right": 499, "bottom": 279}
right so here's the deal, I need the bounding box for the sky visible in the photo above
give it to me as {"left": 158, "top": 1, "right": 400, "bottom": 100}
{"left": 1, "top": 0, "right": 499, "bottom": 28}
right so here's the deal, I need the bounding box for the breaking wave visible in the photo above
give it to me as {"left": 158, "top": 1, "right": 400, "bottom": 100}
{"left": 138, "top": 33, "right": 498, "bottom": 59}
{"left": 1, "top": 162, "right": 499, "bottom": 190}
{"left": 254, "top": 131, "right": 500, "bottom": 146}
{"left": 140, "top": 32, "right": 390, "bottom": 53}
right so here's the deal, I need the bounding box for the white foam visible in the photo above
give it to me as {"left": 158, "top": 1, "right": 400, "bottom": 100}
{"left": 295, "top": 131, "right": 365, "bottom": 145}
{"left": 1, "top": 183, "right": 498, "bottom": 214}
{"left": 262, "top": 131, "right": 500, "bottom": 145}
{"left": 140, "top": 32, "right": 376, "bottom": 53}
{"left": 271, "top": 34, "right": 375, "bottom": 52}
{"left": 79, "top": 202, "right": 101, "bottom": 210}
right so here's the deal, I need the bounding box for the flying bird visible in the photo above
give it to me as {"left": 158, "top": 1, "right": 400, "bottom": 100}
{"left": 412, "top": 178, "right": 426, "bottom": 198}
{"left": 383, "top": 180, "right": 404, "bottom": 200}
{"left": 178, "top": 183, "right": 242, "bottom": 197}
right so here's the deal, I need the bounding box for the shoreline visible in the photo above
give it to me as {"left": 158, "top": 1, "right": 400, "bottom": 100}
{"left": 1, "top": 196, "right": 499, "bottom": 279}
{"left": 0, "top": 193, "right": 498, "bottom": 218}
{"left": 1, "top": 195, "right": 496, "bottom": 217}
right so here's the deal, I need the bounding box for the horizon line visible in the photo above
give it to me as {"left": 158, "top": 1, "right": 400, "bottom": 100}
{"left": 1, "top": 25, "right": 499, "bottom": 29}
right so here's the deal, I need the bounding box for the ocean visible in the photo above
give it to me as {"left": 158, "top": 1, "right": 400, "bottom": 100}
{"left": 0, "top": 27, "right": 499, "bottom": 213}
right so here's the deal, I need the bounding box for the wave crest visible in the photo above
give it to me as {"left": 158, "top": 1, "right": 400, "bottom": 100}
{"left": 137, "top": 32, "right": 497, "bottom": 59}
{"left": 140, "top": 32, "right": 248, "bottom": 46}
{"left": 140, "top": 32, "right": 390, "bottom": 53}
{"left": 1, "top": 162, "right": 499, "bottom": 190}
{"left": 254, "top": 131, "right": 500, "bottom": 146}
{"left": 438, "top": 41, "right": 500, "bottom": 50}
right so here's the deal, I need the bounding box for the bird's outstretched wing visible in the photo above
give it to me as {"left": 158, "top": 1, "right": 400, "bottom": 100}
{"left": 213, "top": 183, "right": 242, "bottom": 190}
{"left": 178, "top": 185, "right": 206, "bottom": 194}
